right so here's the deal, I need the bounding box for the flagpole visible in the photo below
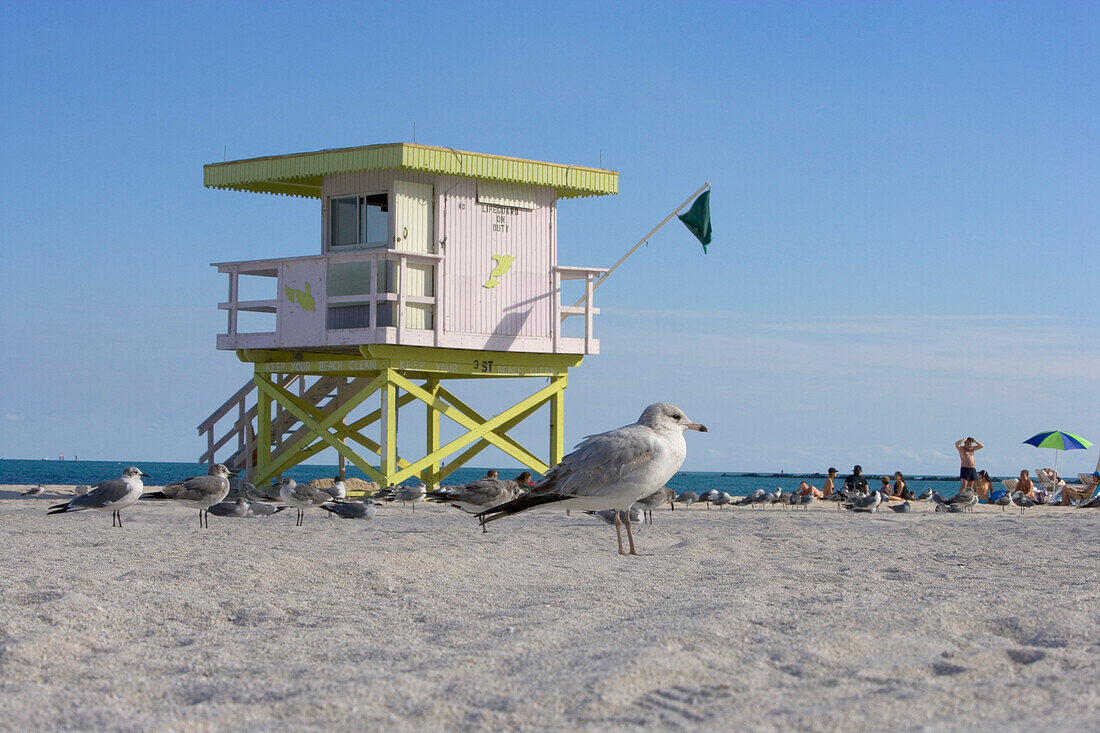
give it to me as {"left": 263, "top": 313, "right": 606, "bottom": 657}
{"left": 570, "top": 182, "right": 710, "bottom": 308}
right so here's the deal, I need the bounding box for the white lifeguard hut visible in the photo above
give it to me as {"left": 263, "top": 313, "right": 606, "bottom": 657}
{"left": 197, "top": 143, "right": 618, "bottom": 489}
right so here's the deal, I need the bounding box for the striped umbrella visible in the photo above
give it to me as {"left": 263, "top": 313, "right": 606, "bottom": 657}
{"left": 1023, "top": 430, "right": 1092, "bottom": 469}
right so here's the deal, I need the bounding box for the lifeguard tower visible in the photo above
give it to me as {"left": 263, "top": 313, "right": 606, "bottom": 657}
{"left": 197, "top": 143, "right": 617, "bottom": 488}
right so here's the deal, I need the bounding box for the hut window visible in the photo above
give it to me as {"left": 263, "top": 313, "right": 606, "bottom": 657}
{"left": 329, "top": 193, "right": 389, "bottom": 249}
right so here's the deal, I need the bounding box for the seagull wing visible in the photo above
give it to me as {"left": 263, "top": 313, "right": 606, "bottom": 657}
{"left": 71, "top": 478, "right": 134, "bottom": 509}
{"left": 533, "top": 424, "right": 663, "bottom": 500}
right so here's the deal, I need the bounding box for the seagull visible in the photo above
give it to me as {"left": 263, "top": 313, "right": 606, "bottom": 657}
{"left": 393, "top": 483, "right": 427, "bottom": 510}
{"left": 695, "top": 489, "right": 719, "bottom": 508}
{"left": 836, "top": 487, "right": 866, "bottom": 510}
{"left": 426, "top": 475, "right": 523, "bottom": 532}
{"left": 476, "top": 403, "right": 707, "bottom": 555}
{"left": 931, "top": 491, "right": 949, "bottom": 505}
{"left": 317, "top": 477, "right": 347, "bottom": 501}
{"left": 888, "top": 501, "right": 911, "bottom": 513}
{"left": 797, "top": 493, "right": 813, "bottom": 509}
{"left": 322, "top": 498, "right": 378, "bottom": 520}
{"left": 586, "top": 507, "right": 643, "bottom": 525}
{"left": 947, "top": 490, "right": 978, "bottom": 513}
{"left": 22, "top": 484, "right": 45, "bottom": 497}
{"left": 1012, "top": 491, "right": 1037, "bottom": 513}
{"left": 993, "top": 493, "right": 1016, "bottom": 512}
{"left": 674, "top": 491, "right": 699, "bottom": 507}
{"left": 207, "top": 497, "right": 249, "bottom": 518}
{"left": 712, "top": 491, "right": 732, "bottom": 508}
{"left": 766, "top": 487, "right": 785, "bottom": 508}
{"left": 845, "top": 491, "right": 882, "bottom": 514}
{"left": 915, "top": 488, "right": 933, "bottom": 501}
{"left": 47, "top": 467, "right": 150, "bottom": 527}
{"left": 142, "top": 464, "right": 237, "bottom": 528}
{"left": 634, "top": 486, "right": 675, "bottom": 524}
{"left": 736, "top": 489, "right": 766, "bottom": 507}
{"left": 240, "top": 487, "right": 288, "bottom": 517}
{"left": 279, "top": 477, "right": 333, "bottom": 526}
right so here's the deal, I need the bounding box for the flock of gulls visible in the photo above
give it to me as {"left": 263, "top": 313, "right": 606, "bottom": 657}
{"left": 34, "top": 403, "right": 707, "bottom": 555}
{"left": 24, "top": 402, "right": 1100, "bottom": 554}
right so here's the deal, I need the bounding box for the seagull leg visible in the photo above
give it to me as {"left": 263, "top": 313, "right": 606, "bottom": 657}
{"left": 613, "top": 512, "right": 626, "bottom": 555}
{"left": 623, "top": 511, "right": 637, "bottom": 555}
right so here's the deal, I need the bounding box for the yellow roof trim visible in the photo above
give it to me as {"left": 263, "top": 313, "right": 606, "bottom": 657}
{"left": 203, "top": 143, "right": 618, "bottom": 199}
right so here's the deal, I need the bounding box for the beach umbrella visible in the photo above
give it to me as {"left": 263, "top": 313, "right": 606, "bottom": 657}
{"left": 1022, "top": 430, "right": 1092, "bottom": 469}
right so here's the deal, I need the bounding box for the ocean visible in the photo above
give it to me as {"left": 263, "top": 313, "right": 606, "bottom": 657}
{"left": 0, "top": 459, "right": 970, "bottom": 498}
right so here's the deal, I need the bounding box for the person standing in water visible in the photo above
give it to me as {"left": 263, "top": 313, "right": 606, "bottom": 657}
{"left": 956, "top": 436, "right": 984, "bottom": 493}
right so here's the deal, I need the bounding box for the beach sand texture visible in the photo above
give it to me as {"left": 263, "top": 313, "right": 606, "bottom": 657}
{"left": 2, "top": 487, "right": 1099, "bottom": 731}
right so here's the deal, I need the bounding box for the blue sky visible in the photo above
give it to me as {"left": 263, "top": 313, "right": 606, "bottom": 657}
{"left": 1, "top": 1, "right": 1097, "bottom": 477}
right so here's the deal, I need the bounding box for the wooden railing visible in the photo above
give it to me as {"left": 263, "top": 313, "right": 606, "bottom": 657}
{"left": 215, "top": 249, "right": 443, "bottom": 348}
{"left": 197, "top": 374, "right": 343, "bottom": 476}
{"left": 552, "top": 265, "right": 608, "bottom": 355}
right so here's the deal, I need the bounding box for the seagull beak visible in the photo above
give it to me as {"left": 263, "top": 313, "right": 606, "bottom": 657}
{"left": 141, "top": 472, "right": 152, "bottom": 478}
{"left": 688, "top": 423, "right": 708, "bottom": 432}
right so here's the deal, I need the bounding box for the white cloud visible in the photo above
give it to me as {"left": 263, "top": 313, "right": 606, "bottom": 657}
{"left": 2, "top": 413, "right": 24, "bottom": 422}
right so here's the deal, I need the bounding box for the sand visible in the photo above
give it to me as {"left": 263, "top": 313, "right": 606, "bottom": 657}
{"left": 2, "top": 487, "right": 1099, "bottom": 731}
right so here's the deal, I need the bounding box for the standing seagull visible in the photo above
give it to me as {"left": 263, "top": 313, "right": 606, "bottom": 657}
{"left": 142, "top": 464, "right": 237, "bottom": 528}
{"left": 318, "top": 477, "right": 347, "bottom": 501}
{"left": 476, "top": 403, "right": 707, "bottom": 555}
{"left": 736, "top": 489, "right": 766, "bottom": 507}
{"left": 634, "top": 486, "right": 675, "bottom": 525}
{"left": 947, "top": 490, "right": 978, "bottom": 513}
{"left": 279, "top": 477, "right": 334, "bottom": 526}
{"left": 376, "top": 483, "right": 427, "bottom": 510}
{"left": 47, "top": 467, "right": 150, "bottom": 528}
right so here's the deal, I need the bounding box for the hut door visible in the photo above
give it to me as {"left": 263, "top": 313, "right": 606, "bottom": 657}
{"left": 393, "top": 180, "right": 435, "bottom": 330}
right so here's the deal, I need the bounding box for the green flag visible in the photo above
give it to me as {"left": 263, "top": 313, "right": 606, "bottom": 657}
{"left": 677, "top": 190, "right": 712, "bottom": 253}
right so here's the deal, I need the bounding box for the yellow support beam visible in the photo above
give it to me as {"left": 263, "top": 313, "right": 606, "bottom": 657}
{"left": 381, "top": 369, "right": 398, "bottom": 484}
{"left": 252, "top": 372, "right": 386, "bottom": 485}
{"left": 387, "top": 377, "right": 565, "bottom": 485}
{"left": 550, "top": 374, "right": 567, "bottom": 465}
{"left": 239, "top": 350, "right": 575, "bottom": 489}
{"left": 425, "top": 378, "right": 440, "bottom": 487}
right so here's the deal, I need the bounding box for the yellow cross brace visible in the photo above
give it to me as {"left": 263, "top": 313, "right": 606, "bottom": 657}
{"left": 243, "top": 348, "right": 572, "bottom": 489}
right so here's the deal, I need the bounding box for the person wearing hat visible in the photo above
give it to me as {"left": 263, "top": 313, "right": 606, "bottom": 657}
{"left": 843, "top": 465, "right": 868, "bottom": 493}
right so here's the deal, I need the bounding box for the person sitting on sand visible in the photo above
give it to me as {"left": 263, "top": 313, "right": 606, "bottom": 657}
{"left": 974, "top": 470, "right": 993, "bottom": 502}
{"left": 822, "top": 467, "right": 837, "bottom": 498}
{"left": 1016, "top": 469, "right": 1035, "bottom": 498}
{"left": 878, "top": 475, "right": 896, "bottom": 499}
{"left": 844, "top": 465, "right": 868, "bottom": 493}
{"left": 893, "top": 472, "right": 913, "bottom": 500}
{"left": 798, "top": 480, "right": 823, "bottom": 498}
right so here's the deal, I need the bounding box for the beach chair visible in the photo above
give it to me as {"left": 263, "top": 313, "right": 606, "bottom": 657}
{"left": 1001, "top": 478, "right": 1019, "bottom": 493}
{"left": 1075, "top": 473, "right": 1099, "bottom": 499}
